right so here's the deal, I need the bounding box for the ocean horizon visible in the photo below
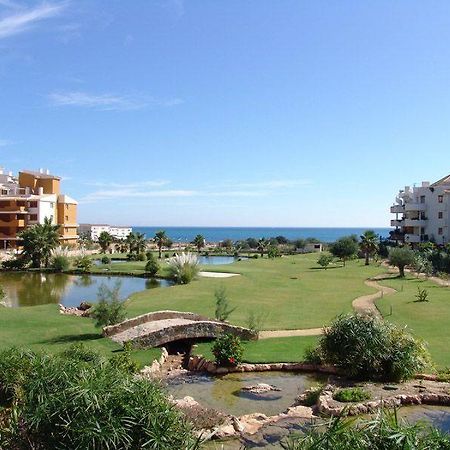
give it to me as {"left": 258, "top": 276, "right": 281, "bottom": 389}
{"left": 132, "top": 226, "right": 391, "bottom": 243}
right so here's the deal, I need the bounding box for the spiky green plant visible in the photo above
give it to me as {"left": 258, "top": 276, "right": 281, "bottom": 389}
{"left": 166, "top": 252, "right": 199, "bottom": 284}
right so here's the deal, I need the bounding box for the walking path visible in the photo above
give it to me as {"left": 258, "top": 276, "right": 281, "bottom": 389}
{"left": 259, "top": 275, "right": 397, "bottom": 339}
{"left": 199, "top": 271, "right": 240, "bottom": 278}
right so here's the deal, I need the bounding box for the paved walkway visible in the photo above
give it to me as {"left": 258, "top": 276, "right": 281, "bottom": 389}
{"left": 259, "top": 275, "right": 397, "bottom": 339}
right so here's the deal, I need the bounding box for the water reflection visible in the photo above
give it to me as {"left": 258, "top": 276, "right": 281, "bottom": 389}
{"left": 0, "top": 273, "right": 172, "bottom": 308}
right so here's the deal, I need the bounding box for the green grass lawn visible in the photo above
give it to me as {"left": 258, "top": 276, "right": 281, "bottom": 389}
{"left": 6, "top": 253, "right": 450, "bottom": 368}
{"left": 193, "top": 335, "right": 320, "bottom": 363}
{"left": 376, "top": 275, "right": 450, "bottom": 369}
{"left": 126, "top": 254, "right": 385, "bottom": 330}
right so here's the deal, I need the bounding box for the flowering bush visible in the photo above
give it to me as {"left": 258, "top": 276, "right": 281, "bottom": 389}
{"left": 211, "top": 334, "right": 244, "bottom": 367}
{"left": 166, "top": 252, "right": 199, "bottom": 284}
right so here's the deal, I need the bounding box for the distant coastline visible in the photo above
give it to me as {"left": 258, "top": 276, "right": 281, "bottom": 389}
{"left": 132, "top": 226, "right": 391, "bottom": 243}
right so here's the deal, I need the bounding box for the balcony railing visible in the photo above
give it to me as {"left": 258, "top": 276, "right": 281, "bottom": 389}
{"left": 390, "top": 205, "right": 404, "bottom": 214}
{"left": 404, "top": 203, "right": 426, "bottom": 212}
{"left": 404, "top": 233, "right": 421, "bottom": 243}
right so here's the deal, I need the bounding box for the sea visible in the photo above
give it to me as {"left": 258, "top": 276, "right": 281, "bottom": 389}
{"left": 132, "top": 227, "right": 391, "bottom": 243}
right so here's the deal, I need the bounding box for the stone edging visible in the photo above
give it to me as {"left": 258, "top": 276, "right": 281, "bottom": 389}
{"left": 139, "top": 347, "right": 169, "bottom": 376}
{"left": 187, "top": 355, "right": 338, "bottom": 375}
{"left": 316, "top": 384, "right": 450, "bottom": 416}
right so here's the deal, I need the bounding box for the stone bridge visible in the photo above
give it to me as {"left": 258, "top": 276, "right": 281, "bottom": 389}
{"left": 103, "top": 310, "right": 258, "bottom": 349}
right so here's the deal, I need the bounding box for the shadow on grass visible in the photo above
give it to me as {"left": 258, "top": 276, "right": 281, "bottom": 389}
{"left": 309, "top": 266, "right": 342, "bottom": 270}
{"left": 38, "top": 333, "right": 102, "bottom": 345}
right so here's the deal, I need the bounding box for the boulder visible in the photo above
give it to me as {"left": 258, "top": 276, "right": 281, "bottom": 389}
{"left": 241, "top": 383, "right": 281, "bottom": 394}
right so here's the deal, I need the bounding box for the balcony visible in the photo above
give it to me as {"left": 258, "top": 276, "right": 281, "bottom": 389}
{"left": 390, "top": 205, "right": 404, "bottom": 214}
{"left": 0, "top": 219, "right": 25, "bottom": 227}
{"left": 391, "top": 219, "right": 403, "bottom": 227}
{"left": 404, "top": 203, "right": 426, "bottom": 212}
{"left": 404, "top": 234, "right": 421, "bottom": 243}
{"left": 404, "top": 218, "right": 427, "bottom": 227}
{"left": 0, "top": 206, "right": 28, "bottom": 214}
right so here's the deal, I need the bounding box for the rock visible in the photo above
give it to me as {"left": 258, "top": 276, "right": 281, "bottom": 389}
{"left": 285, "top": 405, "right": 315, "bottom": 419}
{"left": 238, "top": 413, "right": 269, "bottom": 435}
{"left": 214, "top": 423, "right": 236, "bottom": 439}
{"left": 78, "top": 301, "right": 92, "bottom": 311}
{"left": 173, "top": 396, "right": 199, "bottom": 409}
{"left": 241, "top": 383, "right": 281, "bottom": 394}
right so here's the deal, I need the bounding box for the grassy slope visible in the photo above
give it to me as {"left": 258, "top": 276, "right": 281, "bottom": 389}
{"left": 375, "top": 275, "right": 450, "bottom": 369}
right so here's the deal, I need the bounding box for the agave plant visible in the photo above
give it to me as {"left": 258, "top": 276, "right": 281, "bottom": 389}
{"left": 166, "top": 252, "right": 199, "bottom": 284}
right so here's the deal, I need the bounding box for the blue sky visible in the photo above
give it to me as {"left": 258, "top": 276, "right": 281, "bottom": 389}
{"left": 1, "top": 1, "right": 449, "bottom": 227}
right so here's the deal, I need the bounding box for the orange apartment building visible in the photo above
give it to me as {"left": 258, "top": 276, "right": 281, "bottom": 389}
{"left": 0, "top": 168, "right": 78, "bottom": 249}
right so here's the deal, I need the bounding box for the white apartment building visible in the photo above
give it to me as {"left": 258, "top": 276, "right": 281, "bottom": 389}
{"left": 79, "top": 224, "right": 132, "bottom": 241}
{"left": 390, "top": 174, "right": 450, "bottom": 245}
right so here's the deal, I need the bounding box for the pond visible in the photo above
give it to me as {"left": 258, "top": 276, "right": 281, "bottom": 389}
{"left": 166, "top": 371, "right": 325, "bottom": 417}
{"left": 0, "top": 272, "right": 172, "bottom": 308}
{"left": 399, "top": 405, "right": 450, "bottom": 433}
{"left": 95, "top": 255, "right": 246, "bottom": 266}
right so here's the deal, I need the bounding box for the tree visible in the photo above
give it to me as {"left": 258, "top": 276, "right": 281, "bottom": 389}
{"left": 98, "top": 231, "right": 113, "bottom": 253}
{"left": 360, "top": 230, "right": 379, "bottom": 265}
{"left": 257, "top": 238, "right": 268, "bottom": 257}
{"left": 91, "top": 281, "right": 126, "bottom": 328}
{"left": 145, "top": 253, "right": 159, "bottom": 277}
{"left": 389, "top": 247, "right": 416, "bottom": 277}
{"left": 275, "top": 235, "right": 289, "bottom": 245}
{"left": 214, "top": 286, "right": 235, "bottom": 321}
{"left": 154, "top": 230, "right": 168, "bottom": 259}
{"left": 192, "top": 234, "right": 205, "bottom": 253}
{"left": 329, "top": 236, "right": 359, "bottom": 266}
{"left": 18, "top": 217, "right": 60, "bottom": 268}
{"left": 317, "top": 253, "right": 333, "bottom": 269}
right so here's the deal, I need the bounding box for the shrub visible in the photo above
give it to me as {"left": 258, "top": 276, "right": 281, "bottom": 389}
{"left": 211, "top": 334, "right": 244, "bottom": 367}
{"left": 214, "top": 286, "right": 235, "bottom": 321}
{"left": 415, "top": 286, "right": 429, "bottom": 302}
{"left": 1, "top": 257, "right": 28, "bottom": 270}
{"left": 59, "top": 343, "right": 102, "bottom": 365}
{"left": 75, "top": 255, "right": 92, "bottom": 272}
{"left": 317, "top": 253, "right": 333, "bottom": 269}
{"left": 246, "top": 310, "right": 268, "bottom": 332}
{"left": 91, "top": 281, "right": 127, "bottom": 328}
{"left": 282, "top": 409, "right": 450, "bottom": 450}
{"left": 101, "top": 255, "right": 111, "bottom": 264}
{"left": 166, "top": 252, "right": 199, "bottom": 284}
{"left": 137, "top": 252, "right": 147, "bottom": 261}
{"left": 316, "top": 314, "right": 431, "bottom": 381}
{"left": 299, "top": 385, "right": 324, "bottom": 406}
{"left": 109, "top": 344, "right": 140, "bottom": 374}
{"left": 0, "top": 348, "right": 198, "bottom": 449}
{"left": 389, "top": 247, "right": 415, "bottom": 277}
{"left": 333, "top": 387, "right": 371, "bottom": 403}
{"left": 267, "top": 246, "right": 280, "bottom": 259}
{"left": 51, "top": 255, "right": 70, "bottom": 272}
{"left": 145, "top": 253, "right": 160, "bottom": 277}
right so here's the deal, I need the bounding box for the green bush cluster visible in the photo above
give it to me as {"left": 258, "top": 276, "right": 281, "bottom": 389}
{"left": 91, "top": 281, "right": 127, "bottom": 328}
{"left": 0, "top": 346, "right": 198, "bottom": 449}
{"left": 211, "top": 334, "right": 244, "bottom": 367}
{"left": 145, "top": 253, "right": 160, "bottom": 277}
{"left": 51, "top": 255, "right": 70, "bottom": 272}
{"left": 101, "top": 255, "right": 111, "bottom": 264}
{"left": 310, "top": 314, "right": 431, "bottom": 381}
{"left": 283, "top": 409, "right": 450, "bottom": 450}
{"left": 332, "top": 387, "right": 371, "bottom": 403}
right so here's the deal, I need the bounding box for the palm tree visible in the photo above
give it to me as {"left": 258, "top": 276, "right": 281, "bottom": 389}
{"left": 192, "top": 234, "right": 205, "bottom": 253}
{"left": 360, "top": 230, "right": 379, "bottom": 265}
{"left": 154, "top": 230, "right": 168, "bottom": 259}
{"left": 98, "top": 231, "right": 113, "bottom": 253}
{"left": 18, "top": 217, "right": 60, "bottom": 268}
{"left": 133, "top": 232, "right": 147, "bottom": 255}
{"left": 257, "top": 237, "right": 268, "bottom": 258}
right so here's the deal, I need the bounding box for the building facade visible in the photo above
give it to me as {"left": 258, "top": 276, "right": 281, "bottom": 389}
{"left": 390, "top": 174, "right": 450, "bottom": 245}
{"left": 79, "top": 224, "right": 132, "bottom": 241}
{"left": 0, "top": 168, "right": 78, "bottom": 249}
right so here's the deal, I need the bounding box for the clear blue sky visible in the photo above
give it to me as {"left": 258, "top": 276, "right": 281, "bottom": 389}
{"left": 1, "top": 1, "right": 449, "bottom": 227}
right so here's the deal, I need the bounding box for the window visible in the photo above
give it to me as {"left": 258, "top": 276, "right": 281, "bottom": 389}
{"left": 438, "top": 195, "right": 444, "bottom": 203}
{"left": 29, "top": 201, "right": 37, "bottom": 208}
{"left": 439, "top": 212, "right": 444, "bottom": 219}
{"left": 66, "top": 204, "right": 69, "bottom": 210}
{"left": 420, "top": 195, "right": 426, "bottom": 204}
{"left": 65, "top": 215, "right": 69, "bottom": 221}
{"left": 438, "top": 228, "right": 443, "bottom": 235}
{"left": 30, "top": 214, "right": 37, "bottom": 221}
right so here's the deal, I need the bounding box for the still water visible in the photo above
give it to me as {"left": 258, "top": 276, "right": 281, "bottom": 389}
{"left": 0, "top": 272, "right": 171, "bottom": 308}
{"left": 166, "top": 371, "right": 324, "bottom": 417}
